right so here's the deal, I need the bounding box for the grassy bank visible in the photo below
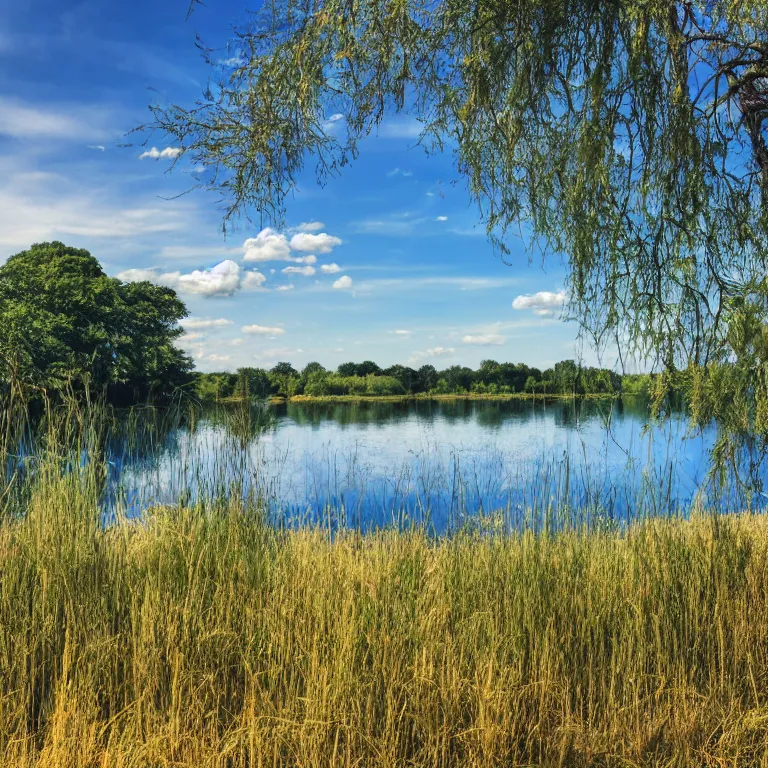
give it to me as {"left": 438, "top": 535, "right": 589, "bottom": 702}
{"left": 283, "top": 392, "right": 619, "bottom": 404}
{"left": 2, "top": 463, "right": 768, "bottom": 766}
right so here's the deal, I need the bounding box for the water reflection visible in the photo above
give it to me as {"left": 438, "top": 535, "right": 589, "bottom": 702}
{"left": 9, "top": 397, "right": 766, "bottom": 533}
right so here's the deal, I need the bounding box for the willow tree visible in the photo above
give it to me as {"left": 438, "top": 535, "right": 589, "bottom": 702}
{"left": 149, "top": 0, "right": 768, "bottom": 488}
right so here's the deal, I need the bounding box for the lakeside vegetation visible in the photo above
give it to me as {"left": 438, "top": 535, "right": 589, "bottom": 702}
{"left": 3, "top": 434, "right": 768, "bottom": 766}
{"left": 196, "top": 359, "right": 653, "bottom": 402}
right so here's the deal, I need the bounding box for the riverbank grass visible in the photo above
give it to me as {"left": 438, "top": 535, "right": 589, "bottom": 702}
{"left": 2, "top": 468, "right": 768, "bottom": 766}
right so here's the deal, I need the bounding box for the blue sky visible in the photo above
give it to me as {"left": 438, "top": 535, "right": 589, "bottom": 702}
{"left": 0, "top": 0, "right": 611, "bottom": 373}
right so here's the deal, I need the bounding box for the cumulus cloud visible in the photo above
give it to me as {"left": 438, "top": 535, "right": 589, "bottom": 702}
{"left": 276, "top": 284, "right": 295, "bottom": 291}
{"left": 208, "top": 354, "right": 231, "bottom": 362}
{"left": 512, "top": 290, "right": 566, "bottom": 317}
{"left": 243, "top": 228, "right": 291, "bottom": 262}
{"left": 409, "top": 347, "right": 455, "bottom": 363}
{"left": 436, "top": 216, "right": 448, "bottom": 222}
{"left": 332, "top": 275, "right": 352, "bottom": 290}
{"left": 320, "top": 263, "right": 342, "bottom": 274}
{"left": 139, "top": 146, "right": 182, "bottom": 160}
{"left": 174, "top": 260, "right": 242, "bottom": 296}
{"left": 282, "top": 265, "right": 316, "bottom": 276}
{"left": 241, "top": 270, "right": 268, "bottom": 290}
{"left": 242, "top": 324, "right": 285, "bottom": 336}
{"left": 289, "top": 232, "right": 342, "bottom": 254}
{"left": 182, "top": 317, "right": 233, "bottom": 330}
{"left": 118, "top": 260, "right": 266, "bottom": 298}
{"left": 462, "top": 334, "right": 506, "bottom": 346}
{"left": 243, "top": 228, "right": 342, "bottom": 263}
{"left": 394, "top": 329, "right": 411, "bottom": 337}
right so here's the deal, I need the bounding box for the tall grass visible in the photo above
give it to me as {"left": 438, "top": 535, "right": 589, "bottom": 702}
{"left": 3, "top": 399, "right": 768, "bottom": 765}
{"left": 2, "top": 452, "right": 768, "bottom": 765}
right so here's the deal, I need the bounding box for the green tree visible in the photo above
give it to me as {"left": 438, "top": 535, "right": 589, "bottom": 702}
{"left": 0, "top": 242, "right": 192, "bottom": 401}
{"left": 301, "top": 362, "right": 326, "bottom": 378}
{"left": 417, "top": 365, "right": 439, "bottom": 392}
{"left": 235, "top": 367, "right": 272, "bottom": 399}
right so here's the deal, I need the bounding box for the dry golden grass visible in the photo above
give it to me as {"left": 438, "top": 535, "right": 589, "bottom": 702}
{"left": 2, "top": 465, "right": 768, "bottom": 766}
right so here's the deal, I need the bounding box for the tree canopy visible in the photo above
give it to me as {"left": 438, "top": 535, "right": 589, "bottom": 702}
{"left": 0, "top": 242, "right": 193, "bottom": 402}
{"left": 151, "top": 0, "right": 768, "bottom": 373}
{"left": 145, "top": 0, "right": 768, "bottom": 484}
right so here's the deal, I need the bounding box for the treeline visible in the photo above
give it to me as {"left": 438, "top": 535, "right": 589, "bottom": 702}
{"left": 196, "top": 359, "right": 655, "bottom": 400}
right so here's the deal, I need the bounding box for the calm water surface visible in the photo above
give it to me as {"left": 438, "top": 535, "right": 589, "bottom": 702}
{"left": 100, "top": 398, "right": 762, "bottom": 532}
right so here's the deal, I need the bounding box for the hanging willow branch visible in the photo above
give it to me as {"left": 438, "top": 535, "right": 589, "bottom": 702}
{"left": 147, "top": 0, "right": 768, "bottom": 485}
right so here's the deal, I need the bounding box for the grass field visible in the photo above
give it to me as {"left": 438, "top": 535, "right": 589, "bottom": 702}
{"left": 2, "top": 450, "right": 768, "bottom": 766}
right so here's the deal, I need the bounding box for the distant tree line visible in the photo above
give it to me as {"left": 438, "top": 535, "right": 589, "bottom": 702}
{"left": 196, "top": 360, "right": 654, "bottom": 400}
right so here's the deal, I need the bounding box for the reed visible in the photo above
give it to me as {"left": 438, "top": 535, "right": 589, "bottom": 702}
{"left": 2, "top": 398, "right": 768, "bottom": 766}
{"left": 2, "top": 444, "right": 768, "bottom": 766}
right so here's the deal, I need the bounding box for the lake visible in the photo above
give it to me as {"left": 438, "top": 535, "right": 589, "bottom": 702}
{"left": 91, "top": 397, "right": 764, "bottom": 533}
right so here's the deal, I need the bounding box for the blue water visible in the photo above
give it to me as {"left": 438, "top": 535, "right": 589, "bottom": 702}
{"left": 90, "top": 398, "right": 767, "bottom": 533}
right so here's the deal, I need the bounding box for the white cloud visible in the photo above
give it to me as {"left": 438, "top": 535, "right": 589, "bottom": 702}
{"left": 208, "top": 354, "right": 231, "bottom": 362}
{"left": 333, "top": 275, "right": 353, "bottom": 290}
{"left": 0, "top": 176, "right": 189, "bottom": 248}
{"left": 88, "top": 145, "right": 106, "bottom": 152}
{"left": 436, "top": 216, "right": 448, "bottom": 222}
{"left": 118, "top": 260, "right": 262, "bottom": 298}
{"left": 462, "top": 334, "right": 506, "bottom": 346}
{"left": 0, "top": 97, "right": 112, "bottom": 141}
{"left": 243, "top": 228, "right": 292, "bottom": 262}
{"left": 409, "top": 347, "right": 455, "bottom": 363}
{"left": 139, "top": 146, "right": 182, "bottom": 160}
{"left": 116, "top": 268, "right": 157, "bottom": 282}
{"left": 323, "top": 113, "right": 344, "bottom": 131}
{"left": 282, "top": 265, "right": 316, "bottom": 276}
{"left": 320, "top": 263, "right": 342, "bottom": 274}
{"left": 174, "top": 260, "right": 241, "bottom": 296}
{"left": 242, "top": 324, "right": 285, "bottom": 335}
{"left": 512, "top": 290, "right": 567, "bottom": 317}
{"left": 289, "top": 232, "right": 342, "bottom": 254}
{"left": 394, "top": 329, "right": 411, "bottom": 337}
{"left": 227, "top": 338, "right": 244, "bottom": 347}
{"left": 295, "top": 221, "right": 325, "bottom": 232}
{"left": 241, "top": 270, "right": 267, "bottom": 290}
{"left": 276, "top": 284, "right": 295, "bottom": 291}
{"left": 289, "top": 254, "right": 316, "bottom": 265}
{"left": 182, "top": 317, "right": 233, "bottom": 330}
{"left": 178, "top": 332, "right": 204, "bottom": 343}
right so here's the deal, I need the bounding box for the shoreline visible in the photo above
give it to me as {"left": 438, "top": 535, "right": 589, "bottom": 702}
{"left": 269, "top": 392, "right": 623, "bottom": 404}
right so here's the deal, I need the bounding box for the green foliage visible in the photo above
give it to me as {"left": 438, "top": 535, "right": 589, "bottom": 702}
{"left": 194, "top": 372, "right": 238, "bottom": 401}
{"left": 210, "top": 356, "right": 625, "bottom": 399}
{"left": 150, "top": 0, "right": 768, "bottom": 369}
{"left": 235, "top": 367, "right": 272, "bottom": 399}
{"left": 0, "top": 242, "right": 193, "bottom": 402}
{"left": 149, "top": 0, "right": 768, "bottom": 482}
